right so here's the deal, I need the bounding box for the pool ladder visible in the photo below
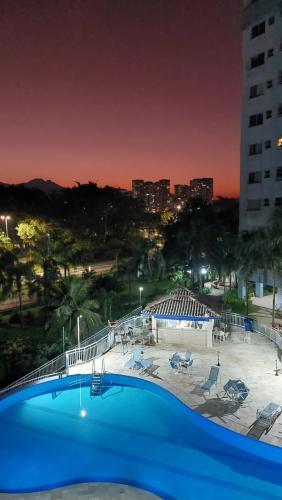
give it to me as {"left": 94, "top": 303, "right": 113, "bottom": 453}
{"left": 90, "top": 358, "right": 105, "bottom": 397}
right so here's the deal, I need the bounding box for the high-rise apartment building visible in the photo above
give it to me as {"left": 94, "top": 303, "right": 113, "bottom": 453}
{"left": 174, "top": 184, "right": 191, "bottom": 209}
{"left": 131, "top": 179, "right": 171, "bottom": 213}
{"left": 190, "top": 178, "right": 213, "bottom": 203}
{"left": 240, "top": 0, "right": 282, "bottom": 231}
{"left": 132, "top": 179, "right": 145, "bottom": 199}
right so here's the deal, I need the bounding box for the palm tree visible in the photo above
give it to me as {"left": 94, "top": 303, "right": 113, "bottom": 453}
{"left": 240, "top": 212, "right": 282, "bottom": 324}
{"left": 50, "top": 276, "right": 101, "bottom": 345}
{"left": 0, "top": 252, "right": 35, "bottom": 326}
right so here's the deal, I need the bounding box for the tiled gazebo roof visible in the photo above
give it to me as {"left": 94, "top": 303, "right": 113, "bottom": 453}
{"left": 142, "top": 288, "right": 220, "bottom": 321}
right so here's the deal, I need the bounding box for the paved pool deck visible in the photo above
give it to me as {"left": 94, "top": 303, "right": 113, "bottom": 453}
{"left": 69, "top": 328, "right": 282, "bottom": 447}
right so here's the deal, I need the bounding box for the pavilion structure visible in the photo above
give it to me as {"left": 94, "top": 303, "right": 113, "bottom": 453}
{"left": 142, "top": 288, "right": 220, "bottom": 347}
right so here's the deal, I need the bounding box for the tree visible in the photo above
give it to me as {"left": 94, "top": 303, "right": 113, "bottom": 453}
{"left": 0, "top": 231, "right": 13, "bottom": 252}
{"left": 50, "top": 277, "right": 101, "bottom": 344}
{"left": 1, "top": 255, "right": 35, "bottom": 326}
{"left": 240, "top": 211, "right": 282, "bottom": 324}
{"left": 16, "top": 218, "right": 48, "bottom": 247}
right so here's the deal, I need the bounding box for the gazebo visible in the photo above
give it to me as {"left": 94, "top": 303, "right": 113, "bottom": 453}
{"left": 142, "top": 288, "right": 220, "bottom": 347}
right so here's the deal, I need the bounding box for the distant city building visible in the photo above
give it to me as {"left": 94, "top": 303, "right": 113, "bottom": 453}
{"left": 131, "top": 179, "right": 171, "bottom": 213}
{"left": 190, "top": 178, "right": 213, "bottom": 203}
{"left": 132, "top": 179, "right": 145, "bottom": 199}
{"left": 240, "top": 0, "right": 282, "bottom": 232}
{"left": 174, "top": 184, "right": 191, "bottom": 209}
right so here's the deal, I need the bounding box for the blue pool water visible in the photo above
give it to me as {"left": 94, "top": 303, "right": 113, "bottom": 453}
{"left": 1, "top": 375, "right": 282, "bottom": 499}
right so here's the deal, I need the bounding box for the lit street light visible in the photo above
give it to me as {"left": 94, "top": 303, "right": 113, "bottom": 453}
{"left": 0, "top": 215, "right": 11, "bottom": 237}
{"left": 139, "top": 287, "right": 144, "bottom": 308}
{"left": 200, "top": 267, "right": 207, "bottom": 290}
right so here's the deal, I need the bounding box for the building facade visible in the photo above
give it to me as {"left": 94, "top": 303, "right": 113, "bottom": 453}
{"left": 190, "top": 178, "right": 213, "bottom": 202}
{"left": 240, "top": 0, "right": 282, "bottom": 232}
{"left": 131, "top": 179, "right": 171, "bottom": 213}
{"left": 239, "top": 0, "right": 282, "bottom": 306}
{"left": 174, "top": 184, "right": 191, "bottom": 209}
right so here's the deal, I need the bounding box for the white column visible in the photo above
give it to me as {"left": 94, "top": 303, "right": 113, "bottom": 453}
{"left": 255, "top": 281, "right": 264, "bottom": 298}
{"left": 238, "top": 278, "right": 246, "bottom": 299}
{"left": 277, "top": 287, "right": 282, "bottom": 310}
{"left": 151, "top": 317, "right": 157, "bottom": 342}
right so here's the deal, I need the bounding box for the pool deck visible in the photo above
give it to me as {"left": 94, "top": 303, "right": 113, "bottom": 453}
{"left": 2, "top": 328, "right": 282, "bottom": 499}
{"left": 69, "top": 328, "right": 282, "bottom": 448}
{"left": 0, "top": 483, "right": 159, "bottom": 500}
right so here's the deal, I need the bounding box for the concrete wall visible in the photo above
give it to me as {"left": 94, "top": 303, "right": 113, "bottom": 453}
{"left": 157, "top": 327, "right": 213, "bottom": 348}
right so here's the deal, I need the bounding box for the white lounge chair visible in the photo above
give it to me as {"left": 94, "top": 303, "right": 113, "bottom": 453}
{"left": 256, "top": 402, "right": 281, "bottom": 428}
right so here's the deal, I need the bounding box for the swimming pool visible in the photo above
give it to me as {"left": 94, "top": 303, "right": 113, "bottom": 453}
{"left": 0, "top": 374, "right": 282, "bottom": 499}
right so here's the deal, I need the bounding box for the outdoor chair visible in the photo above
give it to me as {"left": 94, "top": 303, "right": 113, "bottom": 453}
{"left": 179, "top": 351, "right": 191, "bottom": 363}
{"left": 200, "top": 366, "right": 219, "bottom": 394}
{"left": 256, "top": 402, "right": 281, "bottom": 428}
{"left": 139, "top": 359, "right": 153, "bottom": 375}
{"left": 223, "top": 379, "right": 249, "bottom": 403}
{"left": 125, "top": 347, "right": 143, "bottom": 370}
{"left": 181, "top": 358, "right": 193, "bottom": 373}
{"left": 169, "top": 354, "right": 180, "bottom": 372}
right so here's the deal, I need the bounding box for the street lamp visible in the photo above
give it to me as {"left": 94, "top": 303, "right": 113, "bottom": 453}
{"left": 200, "top": 267, "right": 207, "bottom": 290}
{"left": 139, "top": 287, "right": 144, "bottom": 308}
{"left": 0, "top": 215, "right": 11, "bottom": 237}
{"left": 77, "top": 314, "right": 83, "bottom": 349}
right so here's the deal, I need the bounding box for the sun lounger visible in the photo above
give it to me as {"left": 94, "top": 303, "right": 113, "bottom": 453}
{"left": 201, "top": 366, "right": 219, "bottom": 393}
{"left": 256, "top": 402, "right": 281, "bottom": 427}
{"left": 139, "top": 359, "right": 153, "bottom": 374}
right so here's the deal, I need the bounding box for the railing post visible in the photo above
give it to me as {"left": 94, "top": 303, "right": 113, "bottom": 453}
{"left": 65, "top": 352, "right": 69, "bottom": 375}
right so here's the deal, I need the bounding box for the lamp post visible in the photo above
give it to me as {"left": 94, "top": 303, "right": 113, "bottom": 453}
{"left": 62, "top": 326, "right": 65, "bottom": 353}
{"left": 200, "top": 267, "right": 207, "bottom": 290}
{"left": 0, "top": 215, "right": 11, "bottom": 237}
{"left": 139, "top": 287, "right": 143, "bottom": 308}
{"left": 77, "top": 315, "right": 82, "bottom": 349}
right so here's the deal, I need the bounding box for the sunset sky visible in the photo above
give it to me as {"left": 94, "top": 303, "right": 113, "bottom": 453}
{"left": 0, "top": 0, "right": 242, "bottom": 197}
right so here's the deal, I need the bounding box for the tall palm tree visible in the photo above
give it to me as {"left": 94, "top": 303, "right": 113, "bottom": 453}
{"left": 50, "top": 276, "right": 101, "bottom": 345}
{"left": 0, "top": 252, "right": 35, "bottom": 326}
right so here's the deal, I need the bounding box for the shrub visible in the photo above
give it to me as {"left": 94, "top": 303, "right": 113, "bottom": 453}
{"left": 24, "top": 311, "right": 34, "bottom": 324}
{"left": 9, "top": 312, "right": 21, "bottom": 324}
{"left": 223, "top": 291, "right": 245, "bottom": 310}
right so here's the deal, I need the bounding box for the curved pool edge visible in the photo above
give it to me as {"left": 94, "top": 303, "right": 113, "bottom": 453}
{"left": 0, "top": 481, "right": 162, "bottom": 499}
{"left": 1, "top": 372, "right": 282, "bottom": 470}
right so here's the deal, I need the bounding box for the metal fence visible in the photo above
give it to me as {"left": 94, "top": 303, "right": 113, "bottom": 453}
{"left": 223, "top": 312, "right": 282, "bottom": 350}
{"left": 0, "top": 307, "right": 142, "bottom": 396}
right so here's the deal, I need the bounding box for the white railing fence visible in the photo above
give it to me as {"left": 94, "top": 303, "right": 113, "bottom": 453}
{"left": 223, "top": 312, "right": 282, "bottom": 351}
{"left": 0, "top": 307, "right": 141, "bottom": 396}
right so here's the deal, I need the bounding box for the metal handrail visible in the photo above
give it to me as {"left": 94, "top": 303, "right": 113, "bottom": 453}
{"left": 223, "top": 312, "right": 282, "bottom": 350}
{"left": 0, "top": 307, "right": 141, "bottom": 396}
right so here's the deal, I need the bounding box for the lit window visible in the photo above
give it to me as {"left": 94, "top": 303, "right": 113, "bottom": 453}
{"left": 265, "top": 140, "right": 272, "bottom": 149}
{"left": 277, "top": 137, "right": 282, "bottom": 147}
